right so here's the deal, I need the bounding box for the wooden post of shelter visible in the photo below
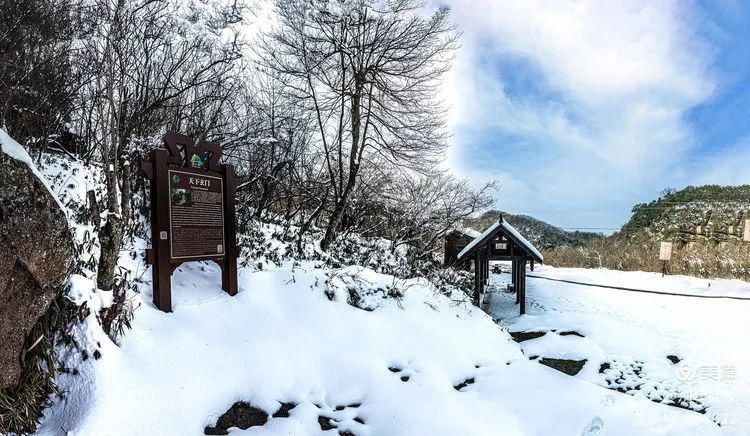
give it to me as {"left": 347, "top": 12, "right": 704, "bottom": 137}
{"left": 518, "top": 255, "right": 526, "bottom": 315}
{"left": 473, "top": 252, "right": 481, "bottom": 305}
{"left": 511, "top": 246, "right": 517, "bottom": 289}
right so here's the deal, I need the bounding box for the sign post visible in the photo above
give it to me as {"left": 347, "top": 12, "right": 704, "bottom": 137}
{"left": 140, "top": 132, "right": 238, "bottom": 312}
{"left": 659, "top": 241, "right": 672, "bottom": 277}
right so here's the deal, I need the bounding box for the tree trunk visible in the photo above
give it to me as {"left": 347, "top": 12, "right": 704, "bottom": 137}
{"left": 120, "top": 158, "right": 132, "bottom": 228}
{"left": 97, "top": 213, "right": 123, "bottom": 290}
{"left": 87, "top": 189, "right": 101, "bottom": 228}
{"left": 320, "top": 82, "right": 363, "bottom": 251}
{"left": 320, "top": 196, "right": 346, "bottom": 251}
{"left": 298, "top": 190, "right": 328, "bottom": 250}
{"left": 96, "top": 147, "right": 132, "bottom": 291}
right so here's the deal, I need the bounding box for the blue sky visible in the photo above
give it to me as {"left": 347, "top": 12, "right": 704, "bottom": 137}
{"left": 438, "top": 0, "right": 750, "bottom": 231}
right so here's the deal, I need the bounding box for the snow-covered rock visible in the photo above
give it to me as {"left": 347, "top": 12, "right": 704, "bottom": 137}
{"left": 0, "top": 129, "right": 74, "bottom": 388}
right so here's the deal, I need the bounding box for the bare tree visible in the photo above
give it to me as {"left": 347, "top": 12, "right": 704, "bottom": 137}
{"left": 227, "top": 70, "right": 314, "bottom": 220}
{"left": 0, "top": 0, "right": 77, "bottom": 151}
{"left": 76, "top": 0, "right": 245, "bottom": 290}
{"left": 262, "top": 0, "right": 459, "bottom": 250}
{"left": 383, "top": 173, "right": 495, "bottom": 254}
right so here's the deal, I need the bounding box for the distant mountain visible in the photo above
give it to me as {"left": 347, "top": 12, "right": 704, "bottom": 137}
{"left": 463, "top": 210, "right": 603, "bottom": 250}
{"left": 621, "top": 185, "right": 750, "bottom": 241}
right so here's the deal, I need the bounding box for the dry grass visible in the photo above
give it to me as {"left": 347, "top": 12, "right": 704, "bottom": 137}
{"left": 0, "top": 286, "right": 89, "bottom": 434}
{"left": 545, "top": 234, "right": 750, "bottom": 281}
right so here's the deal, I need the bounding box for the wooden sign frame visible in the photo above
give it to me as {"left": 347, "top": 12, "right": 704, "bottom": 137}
{"left": 140, "top": 132, "right": 239, "bottom": 312}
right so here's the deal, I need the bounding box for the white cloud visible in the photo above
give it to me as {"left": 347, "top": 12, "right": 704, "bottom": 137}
{"left": 437, "top": 0, "right": 716, "bottom": 228}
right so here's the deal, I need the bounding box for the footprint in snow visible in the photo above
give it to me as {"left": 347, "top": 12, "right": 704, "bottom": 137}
{"left": 581, "top": 417, "right": 605, "bottom": 436}
{"left": 388, "top": 363, "right": 416, "bottom": 382}
{"left": 316, "top": 401, "right": 366, "bottom": 435}
{"left": 453, "top": 377, "right": 475, "bottom": 391}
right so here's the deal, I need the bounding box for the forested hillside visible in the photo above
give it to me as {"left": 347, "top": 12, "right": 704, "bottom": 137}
{"left": 622, "top": 185, "right": 750, "bottom": 240}
{"left": 546, "top": 185, "right": 750, "bottom": 280}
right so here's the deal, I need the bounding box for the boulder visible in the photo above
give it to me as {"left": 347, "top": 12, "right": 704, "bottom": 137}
{"left": 0, "top": 136, "right": 74, "bottom": 389}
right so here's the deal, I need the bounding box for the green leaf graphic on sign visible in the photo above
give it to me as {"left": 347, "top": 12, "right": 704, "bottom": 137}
{"left": 190, "top": 153, "right": 204, "bottom": 168}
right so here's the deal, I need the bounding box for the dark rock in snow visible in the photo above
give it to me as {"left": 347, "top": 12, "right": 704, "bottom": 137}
{"left": 0, "top": 150, "right": 74, "bottom": 388}
{"left": 538, "top": 358, "right": 587, "bottom": 376}
{"left": 318, "top": 415, "right": 337, "bottom": 430}
{"left": 204, "top": 402, "right": 268, "bottom": 434}
{"left": 559, "top": 330, "right": 585, "bottom": 338}
{"left": 453, "top": 377, "right": 475, "bottom": 391}
{"left": 667, "top": 355, "right": 681, "bottom": 364}
{"left": 272, "top": 401, "right": 297, "bottom": 418}
{"left": 509, "top": 330, "right": 547, "bottom": 342}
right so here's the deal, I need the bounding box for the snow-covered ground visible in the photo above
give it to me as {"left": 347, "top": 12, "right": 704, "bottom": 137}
{"left": 29, "top": 154, "right": 726, "bottom": 435}
{"left": 527, "top": 266, "right": 750, "bottom": 298}
{"left": 488, "top": 265, "right": 750, "bottom": 435}
{"left": 38, "top": 260, "right": 720, "bottom": 436}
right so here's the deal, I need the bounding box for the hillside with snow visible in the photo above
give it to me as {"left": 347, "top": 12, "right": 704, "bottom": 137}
{"left": 465, "top": 210, "right": 603, "bottom": 250}
{"left": 544, "top": 186, "right": 750, "bottom": 280}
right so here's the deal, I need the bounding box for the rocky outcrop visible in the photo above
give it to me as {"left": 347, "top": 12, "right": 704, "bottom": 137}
{"left": 0, "top": 146, "right": 74, "bottom": 389}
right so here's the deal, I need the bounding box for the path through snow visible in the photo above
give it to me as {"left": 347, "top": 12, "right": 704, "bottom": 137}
{"left": 488, "top": 266, "right": 750, "bottom": 435}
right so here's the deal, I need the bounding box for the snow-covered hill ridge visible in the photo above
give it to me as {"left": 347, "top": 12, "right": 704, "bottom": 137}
{"left": 30, "top": 153, "right": 718, "bottom": 435}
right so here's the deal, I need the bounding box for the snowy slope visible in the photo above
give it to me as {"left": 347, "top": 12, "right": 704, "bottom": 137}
{"left": 30, "top": 155, "right": 720, "bottom": 436}
{"left": 38, "top": 260, "right": 718, "bottom": 436}
{"left": 489, "top": 265, "right": 750, "bottom": 434}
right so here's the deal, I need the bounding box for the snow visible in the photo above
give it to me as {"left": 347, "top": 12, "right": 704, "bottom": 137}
{"left": 38, "top": 260, "right": 719, "bottom": 436}
{"left": 528, "top": 266, "right": 750, "bottom": 298}
{"left": 457, "top": 221, "right": 501, "bottom": 259}
{"left": 455, "top": 227, "right": 481, "bottom": 239}
{"left": 0, "top": 128, "right": 67, "bottom": 212}
{"left": 32, "top": 155, "right": 725, "bottom": 436}
{"left": 0, "top": 127, "right": 35, "bottom": 164}
{"left": 488, "top": 264, "right": 750, "bottom": 434}
{"left": 456, "top": 218, "right": 544, "bottom": 262}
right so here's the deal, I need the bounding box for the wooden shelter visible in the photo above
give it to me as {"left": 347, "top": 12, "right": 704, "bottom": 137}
{"left": 444, "top": 228, "right": 481, "bottom": 268}
{"left": 454, "top": 217, "right": 543, "bottom": 314}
